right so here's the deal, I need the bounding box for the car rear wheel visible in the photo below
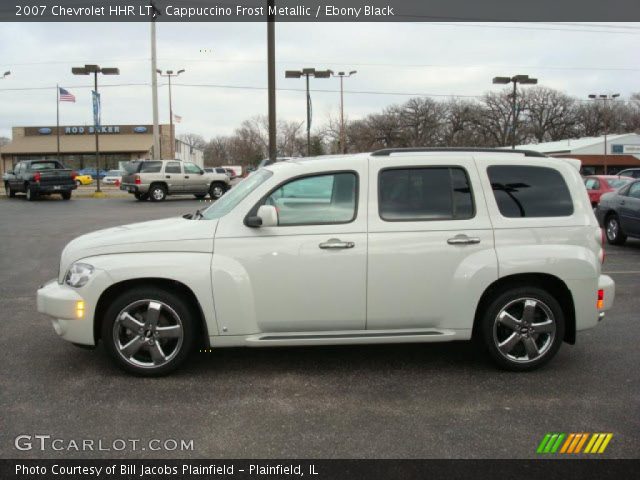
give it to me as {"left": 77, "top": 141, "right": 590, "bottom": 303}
{"left": 61, "top": 191, "right": 71, "bottom": 200}
{"left": 481, "top": 287, "right": 564, "bottom": 371}
{"left": 5, "top": 183, "right": 15, "bottom": 198}
{"left": 25, "top": 184, "right": 37, "bottom": 201}
{"left": 209, "top": 182, "right": 226, "bottom": 199}
{"left": 605, "top": 214, "right": 626, "bottom": 245}
{"left": 149, "top": 184, "right": 167, "bottom": 202}
{"left": 102, "top": 287, "right": 197, "bottom": 376}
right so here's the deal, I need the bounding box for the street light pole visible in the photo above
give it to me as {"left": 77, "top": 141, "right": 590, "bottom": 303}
{"left": 285, "top": 68, "right": 331, "bottom": 156}
{"left": 492, "top": 74, "right": 538, "bottom": 149}
{"left": 588, "top": 93, "right": 620, "bottom": 175}
{"left": 72, "top": 64, "right": 119, "bottom": 195}
{"left": 157, "top": 69, "right": 185, "bottom": 159}
{"left": 331, "top": 70, "right": 357, "bottom": 154}
{"left": 267, "top": 0, "right": 276, "bottom": 163}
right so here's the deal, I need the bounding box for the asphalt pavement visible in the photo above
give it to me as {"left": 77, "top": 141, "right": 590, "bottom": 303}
{"left": 1, "top": 195, "right": 638, "bottom": 459}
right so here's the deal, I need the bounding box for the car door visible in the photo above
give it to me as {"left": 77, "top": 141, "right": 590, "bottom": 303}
{"left": 163, "top": 161, "right": 183, "bottom": 193}
{"left": 584, "top": 177, "right": 600, "bottom": 205}
{"left": 213, "top": 162, "right": 368, "bottom": 335}
{"left": 367, "top": 154, "right": 497, "bottom": 331}
{"left": 8, "top": 163, "right": 22, "bottom": 190}
{"left": 619, "top": 181, "right": 640, "bottom": 235}
{"left": 183, "top": 162, "right": 207, "bottom": 194}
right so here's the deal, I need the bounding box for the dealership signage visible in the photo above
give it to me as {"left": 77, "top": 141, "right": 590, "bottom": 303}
{"left": 27, "top": 125, "right": 152, "bottom": 136}
{"left": 65, "top": 125, "right": 119, "bottom": 134}
{"left": 612, "top": 144, "right": 640, "bottom": 154}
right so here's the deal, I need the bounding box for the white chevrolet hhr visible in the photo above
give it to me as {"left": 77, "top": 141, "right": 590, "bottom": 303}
{"left": 37, "top": 149, "right": 615, "bottom": 376}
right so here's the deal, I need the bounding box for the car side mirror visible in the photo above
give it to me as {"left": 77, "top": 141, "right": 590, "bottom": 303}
{"left": 246, "top": 205, "right": 278, "bottom": 228}
{"left": 199, "top": 170, "right": 204, "bottom": 175}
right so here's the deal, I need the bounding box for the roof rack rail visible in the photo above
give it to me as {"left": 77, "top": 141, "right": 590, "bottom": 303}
{"left": 371, "top": 147, "right": 547, "bottom": 158}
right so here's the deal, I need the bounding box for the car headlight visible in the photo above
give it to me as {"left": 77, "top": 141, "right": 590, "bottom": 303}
{"left": 64, "top": 262, "right": 95, "bottom": 288}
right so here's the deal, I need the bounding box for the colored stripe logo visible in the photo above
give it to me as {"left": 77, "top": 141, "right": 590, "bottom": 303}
{"left": 537, "top": 433, "right": 613, "bottom": 454}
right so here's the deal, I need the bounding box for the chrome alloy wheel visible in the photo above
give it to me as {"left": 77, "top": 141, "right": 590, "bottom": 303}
{"left": 606, "top": 217, "right": 619, "bottom": 241}
{"left": 492, "top": 298, "right": 556, "bottom": 363}
{"left": 211, "top": 185, "right": 224, "bottom": 198}
{"left": 113, "top": 300, "right": 184, "bottom": 369}
{"left": 151, "top": 188, "right": 165, "bottom": 201}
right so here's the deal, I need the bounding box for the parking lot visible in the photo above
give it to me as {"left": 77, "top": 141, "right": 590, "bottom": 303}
{"left": 1, "top": 195, "right": 638, "bottom": 459}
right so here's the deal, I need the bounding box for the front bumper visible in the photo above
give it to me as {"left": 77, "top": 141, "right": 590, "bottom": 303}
{"left": 37, "top": 271, "right": 111, "bottom": 345}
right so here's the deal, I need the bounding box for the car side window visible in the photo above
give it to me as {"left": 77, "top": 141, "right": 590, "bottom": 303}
{"left": 628, "top": 182, "right": 640, "bottom": 199}
{"left": 488, "top": 165, "right": 573, "bottom": 218}
{"left": 378, "top": 167, "right": 474, "bottom": 221}
{"left": 265, "top": 172, "right": 357, "bottom": 226}
{"left": 184, "top": 163, "right": 202, "bottom": 174}
{"left": 585, "top": 178, "right": 600, "bottom": 190}
{"left": 165, "top": 162, "right": 181, "bottom": 174}
{"left": 140, "top": 161, "right": 162, "bottom": 173}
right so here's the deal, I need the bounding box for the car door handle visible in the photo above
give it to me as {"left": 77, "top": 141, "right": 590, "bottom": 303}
{"left": 447, "top": 234, "right": 481, "bottom": 245}
{"left": 319, "top": 238, "right": 355, "bottom": 249}
{"left": 184, "top": 176, "right": 190, "bottom": 179}
{"left": 165, "top": 175, "right": 171, "bottom": 179}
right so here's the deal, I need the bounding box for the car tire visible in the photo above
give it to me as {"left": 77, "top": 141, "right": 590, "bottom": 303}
{"left": 605, "top": 214, "right": 626, "bottom": 245}
{"left": 480, "top": 286, "right": 565, "bottom": 372}
{"left": 134, "top": 192, "right": 149, "bottom": 201}
{"left": 101, "top": 287, "right": 197, "bottom": 376}
{"left": 25, "top": 184, "right": 37, "bottom": 201}
{"left": 61, "top": 191, "right": 71, "bottom": 200}
{"left": 6, "top": 183, "right": 15, "bottom": 198}
{"left": 209, "top": 182, "right": 226, "bottom": 199}
{"left": 149, "top": 184, "right": 167, "bottom": 202}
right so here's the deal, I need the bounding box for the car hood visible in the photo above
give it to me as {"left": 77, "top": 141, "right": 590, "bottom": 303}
{"left": 58, "top": 217, "right": 217, "bottom": 281}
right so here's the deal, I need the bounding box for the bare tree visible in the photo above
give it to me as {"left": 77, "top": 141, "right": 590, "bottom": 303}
{"left": 521, "top": 87, "right": 578, "bottom": 142}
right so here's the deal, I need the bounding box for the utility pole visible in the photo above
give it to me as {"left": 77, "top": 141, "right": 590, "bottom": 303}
{"left": 331, "top": 70, "right": 357, "bottom": 154}
{"left": 267, "top": 0, "right": 276, "bottom": 163}
{"left": 492, "top": 74, "right": 538, "bottom": 149}
{"left": 285, "top": 68, "right": 331, "bottom": 156}
{"left": 588, "top": 93, "right": 620, "bottom": 174}
{"left": 150, "top": 2, "right": 161, "bottom": 159}
{"left": 157, "top": 69, "right": 185, "bottom": 159}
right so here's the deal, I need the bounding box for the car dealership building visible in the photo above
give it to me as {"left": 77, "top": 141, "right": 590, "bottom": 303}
{"left": 0, "top": 124, "right": 203, "bottom": 174}
{"left": 515, "top": 133, "right": 640, "bottom": 174}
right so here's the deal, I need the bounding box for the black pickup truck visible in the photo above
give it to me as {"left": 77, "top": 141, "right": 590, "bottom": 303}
{"left": 4, "top": 160, "right": 77, "bottom": 201}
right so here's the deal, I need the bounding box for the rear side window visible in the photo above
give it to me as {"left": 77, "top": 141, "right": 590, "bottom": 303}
{"left": 123, "top": 162, "right": 141, "bottom": 174}
{"left": 378, "top": 167, "right": 474, "bottom": 221}
{"left": 488, "top": 165, "right": 573, "bottom": 217}
{"left": 139, "top": 161, "right": 163, "bottom": 173}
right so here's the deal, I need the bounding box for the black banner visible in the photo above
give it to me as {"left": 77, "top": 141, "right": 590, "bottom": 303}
{"left": 2, "top": 459, "right": 640, "bottom": 480}
{"left": 3, "top": 0, "right": 640, "bottom": 22}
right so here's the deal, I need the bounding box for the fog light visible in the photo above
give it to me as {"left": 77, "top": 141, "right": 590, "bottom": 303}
{"left": 597, "top": 289, "right": 604, "bottom": 310}
{"left": 76, "top": 300, "right": 85, "bottom": 319}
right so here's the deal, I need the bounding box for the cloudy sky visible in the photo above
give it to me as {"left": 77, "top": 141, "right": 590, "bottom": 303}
{"left": 0, "top": 21, "right": 639, "bottom": 140}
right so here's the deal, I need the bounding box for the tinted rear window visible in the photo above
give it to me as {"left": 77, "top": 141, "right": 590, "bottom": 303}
{"left": 379, "top": 167, "right": 474, "bottom": 221}
{"left": 139, "top": 161, "right": 163, "bottom": 173}
{"left": 488, "top": 165, "right": 573, "bottom": 217}
{"left": 30, "top": 161, "right": 61, "bottom": 170}
{"left": 123, "top": 162, "right": 142, "bottom": 174}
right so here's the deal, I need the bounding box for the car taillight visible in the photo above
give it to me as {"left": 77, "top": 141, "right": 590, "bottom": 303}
{"left": 71, "top": 171, "right": 77, "bottom": 180}
{"left": 134, "top": 175, "right": 141, "bottom": 185}
{"left": 33, "top": 172, "right": 41, "bottom": 182}
{"left": 597, "top": 289, "right": 604, "bottom": 309}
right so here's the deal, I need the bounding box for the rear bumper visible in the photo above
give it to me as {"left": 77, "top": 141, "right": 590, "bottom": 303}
{"left": 598, "top": 274, "right": 615, "bottom": 312}
{"left": 34, "top": 184, "right": 76, "bottom": 193}
{"left": 120, "top": 183, "right": 148, "bottom": 194}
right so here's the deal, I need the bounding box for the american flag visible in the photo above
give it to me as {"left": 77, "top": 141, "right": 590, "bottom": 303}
{"left": 58, "top": 87, "right": 76, "bottom": 102}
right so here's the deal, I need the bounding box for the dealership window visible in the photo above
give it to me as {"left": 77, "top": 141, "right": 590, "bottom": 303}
{"left": 266, "top": 172, "right": 358, "bottom": 226}
{"left": 488, "top": 165, "right": 573, "bottom": 217}
{"left": 378, "top": 167, "right": 474, "bottom": 221}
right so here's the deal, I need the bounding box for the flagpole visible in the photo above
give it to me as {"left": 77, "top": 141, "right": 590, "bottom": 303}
{"left": 56, "top": 84, "right": 60, "bottom": 162}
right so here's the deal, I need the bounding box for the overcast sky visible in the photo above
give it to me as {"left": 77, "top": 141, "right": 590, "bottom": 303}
{"left": 0, "top": 21, "right": 639, "bottom": 140}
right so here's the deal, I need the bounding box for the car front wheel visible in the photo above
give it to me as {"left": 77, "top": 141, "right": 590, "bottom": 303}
{"left": 481, "top": 287, "right": 564, "bottom": 371}
{"left": 102, "top": 287, "right": 197, "bottom": 376}
{"left": 209, "top": 182, "right": 226, "bottom": 199}
{"left": 605, "top": 214, "right": 626, "bottom": 245}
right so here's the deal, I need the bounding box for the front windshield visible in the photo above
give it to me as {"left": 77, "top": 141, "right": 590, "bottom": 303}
{"left": 201, "top": 169, "right": 272, "bottom": 220}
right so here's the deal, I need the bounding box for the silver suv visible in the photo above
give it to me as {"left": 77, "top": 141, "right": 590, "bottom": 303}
{"left": 120, "top": 160, "right": 230, "bottom": 201}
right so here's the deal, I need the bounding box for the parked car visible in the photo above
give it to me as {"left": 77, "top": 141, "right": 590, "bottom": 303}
{"left": 224, "top": 168, "right": 237, "bottom": 180}
{"left": 204, "top": 167, "right": 231, "bottom": 178}
{"left": 4, "top": 159, "right": 77, "bottom": 200}
{"left": 617, "top": 168, "right": 640, "bottom": 180}
{"left": 37, "top": 148, "right": 614, "bottom": 376}
{"left": 119, "top": 160, "right": 230, "bottom": 201}
{"left": 74, "top": 174, "right": 93, "bottom": 186}
{"left": 596, "top": 179, "right": 640, "bottom": 245}
{"left": 78, "top": 168, "right": 107, "bottom": 179}
{"left": 583, "top": 175, "right": 633, "bottom": 207}
{"left": 102, "top": 170, "right": 123, "bottom": 185}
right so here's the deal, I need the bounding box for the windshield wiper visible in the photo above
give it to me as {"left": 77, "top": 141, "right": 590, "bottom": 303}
{"left": 193, "top": 208, "right": 204, "bottom": 220}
